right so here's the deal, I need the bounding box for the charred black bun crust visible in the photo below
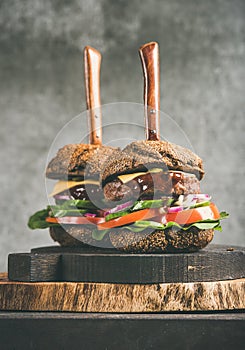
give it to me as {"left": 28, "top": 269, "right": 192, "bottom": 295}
{"left": 46, "top": 144, "right": 119, "bottom": 179}
{"left": 49, "top": 226, "right": 113, "bottom": 248}
{"left": 49, "top": 226, "right": 87, "bottom": 247}
{"left": 109, "top": 227, "right": 214, "bottom": 253}
{"left": 102, "top": 140, "right": 204, "bottom": 182}
{"left": 50, "top": 226, "right": 213, "bottom": 253}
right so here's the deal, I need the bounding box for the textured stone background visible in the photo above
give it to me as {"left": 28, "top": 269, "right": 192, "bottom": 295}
{"left": 0, "top": 0, "right": 244, "bottom": 271}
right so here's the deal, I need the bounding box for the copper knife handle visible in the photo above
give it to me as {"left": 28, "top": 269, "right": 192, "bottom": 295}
{"left": 84, "top": 46, "right": 102, "bottom": 145}
{"left": 139, "top": 42, "right": 160, "bottom": 141}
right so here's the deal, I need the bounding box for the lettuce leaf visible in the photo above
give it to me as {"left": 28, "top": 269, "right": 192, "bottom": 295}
{"left": 124, "top": 220, "right": 221, "bottom": 233}
{"left": 91, "top": 215, "right": 228, "bottom": 241}
{"left": 28, "top": 207, "right": 58, "bottom": 229}
{"left": 189, "top": 201, "right": 210, "bottom": 209}
{"left": 132, "top": 199, "right": 173, "bottom": 211}
{"left": 54, "top": 199, "right": 98, "bottom": 209}
{"left": 28, "top": 200, "right": 98, "bottom": 229}
{"left": 219, "top": 211, "right": 229, "bottom": 219}
{"left": 50, "top": 208, "right": 88, "bottom": 217}
{"left": 92, "top": 229, "right": 109, "bottom": 241}
{"left": 105, "top": 210, "right": 131, "bottom": 221}
{"left": 123, "top": 212, "right": 229, "bottom": 233}
{"left": 105, "top": 199, "right": 173, "bottom": 221}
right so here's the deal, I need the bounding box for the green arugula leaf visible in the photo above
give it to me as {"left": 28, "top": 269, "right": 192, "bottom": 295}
{"left": 27, "top": 207, "right": 58, "bottom": 229}
{"left": 105, "top": 210, "right": 131, "bottom": 222}
{"left": 56, "top": 200, "right": 98, "bottom": 209}
{"left": 219, "top": 211, "right": 229, "bottom": 219}
{"left": 50, "top": 208, "right": 88, "bottom": 217}
{"left": 122, "top": 218, "right": 225, "bottom": 233}
{"left": 105, "top": 198, "right": 173, "bottom": 222}
{"left": 91, "top": 218, "right": 224, "bottom": 240}
{"left": 27, "top": 199, "right": 98, "bottom": 230}
{"left": 132, "top": 198, "right": 173, "bottom": 211}
{"left": 92, "top": 229, "right": 109, "bottom": 241}
{"left": 189, "top": 201, "right": 210, "bottom": 209}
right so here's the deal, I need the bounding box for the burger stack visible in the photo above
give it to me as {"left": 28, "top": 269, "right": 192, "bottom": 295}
{"left": 28, "top": 42, "right": 228, "bottom": 253}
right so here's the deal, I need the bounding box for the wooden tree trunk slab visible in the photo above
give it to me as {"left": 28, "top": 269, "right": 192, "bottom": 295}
{"left": 8, "top": 244, "right": 245, "bottom": 283}
{"left": 0, "top": 273, "right": 244, "bottom": 313}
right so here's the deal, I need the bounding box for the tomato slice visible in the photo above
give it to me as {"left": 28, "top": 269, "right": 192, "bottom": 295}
{"left": 46, "top": 216, "right": 105, "bottom": 225}
{"left": 97, "top": 208, "right": 161, "bottom": 230}
{"left": 165, "top": 203, "right": 220, "bottom": 225}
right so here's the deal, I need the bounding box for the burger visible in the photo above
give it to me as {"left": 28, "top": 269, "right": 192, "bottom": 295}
{"left": 28, "top": 143, "right": 118, "bottom": 247}
{"left": 28, "top": 140, "right": 227, "bottom": 252}
{"left": 28, "top": 40, "right": 228, "bottom": 252}
{"left": 96, "top": 140, "right": 228, "bottom": 252}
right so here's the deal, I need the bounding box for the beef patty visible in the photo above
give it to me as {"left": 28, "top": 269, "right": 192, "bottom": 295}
{"left": 103, "top": 171, "right": 200, "bottom": 202}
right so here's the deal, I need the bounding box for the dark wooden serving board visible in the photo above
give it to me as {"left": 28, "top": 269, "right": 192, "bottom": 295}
{"left": 8, "top": 244, "right": 245, "bottom": 283}
{"left": 0, "top": 311, "right": 245, "bottom": 350}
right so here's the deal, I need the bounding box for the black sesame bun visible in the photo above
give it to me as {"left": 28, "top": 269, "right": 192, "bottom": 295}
{"left": 50, "top": 225, "right": 214, "bottom": 252}
{"left": 102, "top": 140, "right": 205, "bottom": 183}
{"left": 46, "top": 143, "right": 119, "bottom": 180}
{"left": 109, "top": 227, "right": 214, "bottom": 253}
{"left": 99, "top": 140, "right": 216, "bottom": 253}
{"left": 46, "top": 144, "right": 119, "bottom": 247}
{"left": 50, "top": 226, "right": 112, "bottom": 248}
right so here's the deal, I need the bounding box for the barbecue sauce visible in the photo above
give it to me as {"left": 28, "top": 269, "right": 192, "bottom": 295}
{"left": 60, "top": 184, "right": 103, "bottom": 201}
{"left": 128, "top": 171, "right": 185, "bottom": 193}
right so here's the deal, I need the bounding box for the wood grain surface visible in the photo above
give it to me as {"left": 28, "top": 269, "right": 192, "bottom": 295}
{"left": 8, "top": 244, "right": 245, "bottom": 283}
{"left": 0, "top": 273, "right": 244, "bottom": 312}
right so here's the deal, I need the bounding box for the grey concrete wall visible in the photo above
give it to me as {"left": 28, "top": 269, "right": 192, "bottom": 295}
{"left": 0, "top": 0, "right": 244, "bottom": 271}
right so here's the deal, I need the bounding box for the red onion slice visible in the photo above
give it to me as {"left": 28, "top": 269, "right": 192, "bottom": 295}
{"left": 192, "top": 194, "right": 211, "bottom": 200}
{"left": 181, "top": 194, "right": 211, "bottom": 208}
{"left": 84, "top": 213, "right": 96, "bottom": 217}
{"left": 167, "top": 206, "right": 183, "bottom": 213}
{"left": 104, "top": 201, "right": 133, "bottom": 216}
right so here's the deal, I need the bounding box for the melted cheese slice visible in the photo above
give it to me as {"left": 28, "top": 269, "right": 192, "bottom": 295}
{"left": 118, "top": 168, "right": 164, "bottom": 184}
{"left": 49, "top": 180, "right": 100, "bottom": 197}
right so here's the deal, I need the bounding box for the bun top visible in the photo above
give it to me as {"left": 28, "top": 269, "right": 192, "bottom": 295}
{"left": 46, "top": 144, "right": 119, "bottom": 179}
{"left": 102, "top": 140, "right": 204, "bottom": 181}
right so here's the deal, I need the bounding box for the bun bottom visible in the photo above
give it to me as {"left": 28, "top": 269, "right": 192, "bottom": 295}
{"left": 109, "top": 227, "right": 214, "bottom": 253}
{"left": 49, "top": 226, "right": 214, "bottom": 253}
{"left": 50, "top": 226, "right": 88, "bottom": 247}
{"left": 49, "top": 226, "right": 113, "bottom": 248}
